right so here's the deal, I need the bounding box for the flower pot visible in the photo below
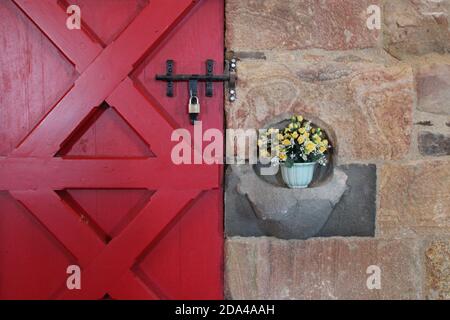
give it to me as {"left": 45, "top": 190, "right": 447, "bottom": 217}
{"left": 281, "top": 162, "right": 317, "bottom": 188}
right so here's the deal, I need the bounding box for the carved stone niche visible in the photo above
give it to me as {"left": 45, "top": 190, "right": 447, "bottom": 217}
{"left": 257, "top": 112, "right": 338, "bottom": 188}
{"left": 225, "top": 114, "right": 376, "bottom": 240}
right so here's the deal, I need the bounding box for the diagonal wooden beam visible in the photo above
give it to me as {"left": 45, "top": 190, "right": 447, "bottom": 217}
{"left": 12, "top": 0, "right": 196, "bottom": 157}
{"left": 109, "top": 272, "right": 160, "bottom": 300}
{"left": 59, "top": 189, "right": 200, "bottom": 299}
{"left": 11, "top": 189, "right": 105, "bottom": 265}
{"left": 12, "top": 0, "right": 102, "bottom": 73}
{"left": 106, "top": 78, "right": 176, "bottom": 158}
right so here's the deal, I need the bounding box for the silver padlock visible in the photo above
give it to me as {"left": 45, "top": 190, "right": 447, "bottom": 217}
{"left": 188, "top": 95, "right": 200, "bottom": 124}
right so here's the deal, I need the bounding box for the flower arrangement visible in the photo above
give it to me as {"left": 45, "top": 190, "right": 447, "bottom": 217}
{"left": 258, "top": 115, "right": 331, "bottom": 167}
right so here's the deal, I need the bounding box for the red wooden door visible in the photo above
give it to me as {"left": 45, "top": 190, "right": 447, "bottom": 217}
{"left": 0, "top": 0, "right": 223, "bottom": 300}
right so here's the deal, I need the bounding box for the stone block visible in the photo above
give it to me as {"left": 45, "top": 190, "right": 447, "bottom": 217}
{"left": 418, "top": 131, "right": 450, "bottom": 156}
{"left": 226, "top": 0, "right": 380, "bottom": 51}
{"left": 225, "top": 166, "right": 266, "bottom": 237}
{"left": 383, "top": 0, "right": 450, "bottom": 58}
{"left": 416, "top": 62, "right": 450, "bottom": 115}
{"left": 378, "top": 160, "right": 450, "bottom": 237}
{"left": 319, "top": 164, "right": 376, "bottom": 237}
{"left": 226, "top": 51, "right": 414, "bottom": 161}
{"left": 225, "top": 237, "right": 422, "bottom": 299}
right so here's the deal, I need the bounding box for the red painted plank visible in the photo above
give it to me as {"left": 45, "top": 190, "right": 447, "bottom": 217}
{"left": 0, "top": 0, "right": 78, "bottom": 157}
{"left": 0, "top": 191, "right": 73, "bottom": 299}
{"left": 60, "top": 106, "right": 156, "bottom": 158}
{"left": 67, "top": 0, "right": 150, "bottom": 47}
{"left": 0, "top": 158, "right": 219, "bottom": 190}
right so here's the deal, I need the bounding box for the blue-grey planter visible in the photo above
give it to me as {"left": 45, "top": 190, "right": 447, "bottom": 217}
{"left": 281, "top": 162, "right": 317, "bottom": 188}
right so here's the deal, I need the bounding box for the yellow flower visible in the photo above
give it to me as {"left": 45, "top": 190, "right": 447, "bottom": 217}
{"left": 257, "top": 139, "right": 264, "bottom": 147}
{"left": 311, "top": 128, "right": 316, "bottom": 134}
{"left": 276, "top": 133, "right": 284, "bottom": 141}
{"left": 291, "top": 131, "right": 299, "bottom": 139}
{"left": 299, "top": 127, "right": 306, "bottom": 134}
{"left": 304, "top": 132, "right": 310, "bottom": 138}
{"left": 282, "top": 139, "right": 291, "bottom": 146}
{"left": 322, "top": 139, "right": 329, "bottom": 146}
{"left": 297, "top": 136, "right": 305, "bottom": 144}
{"left": 297, "top": 115, "right": 303, "bottom": 122}
{"left": 313, "top": 134, "right": 322, "bottom": 143}
{"left": 279, "top": 153, "right": 287, "bottom": 161}
{"left": 288, "top": 123, "right": 294, "bottom": 129}
{"left": 305, "top": 141, "right": 316, "bottom": 154}
{"left": 319, "top": 146, "right": 327, "bottom": 153}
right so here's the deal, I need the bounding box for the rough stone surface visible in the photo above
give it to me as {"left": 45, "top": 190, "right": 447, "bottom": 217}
{"left": 425, "top": 240, "right": 450, "bottom": 300}
{"left": 226, "top": 51, "right": 414, "bottom": 161}
{"left": 225, "top": 164, "right": 376, "bottom": 239}
{"left": 416, "top": 62, "right": 450, "bottom": 115}
{"left": 225, "top": 237, "right": 422, "bottom": 300}
{"left": 236, "top": 165, "right": 348, "bottom": 239}
{"left": 378, "top": 160, "right": 450, "bottom": 237}
{"left": 418, "top": 131, "right": 450, "bottom": 156}
{"left": 319, "top": 164, "right": 376, "bottom": 237}
{"left": 383, "top": 0, "right": 450, "bottom": 58}
{"left": 226, "top": 0, "right": 380, "bottom": 51}
{"left": 225, "top": 166, "right": 266, "bottom": 238}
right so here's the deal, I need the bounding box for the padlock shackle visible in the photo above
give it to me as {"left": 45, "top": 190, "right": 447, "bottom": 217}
{"left": 189, "top": 96, "right": 199, "bottom": 104}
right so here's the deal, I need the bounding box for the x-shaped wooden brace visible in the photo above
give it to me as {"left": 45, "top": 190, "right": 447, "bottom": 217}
{"left": 0, "top": 0, "right": 217, "bottom": 299}
{"left": 12, "top": 188, "right": 200, "bottom": 299}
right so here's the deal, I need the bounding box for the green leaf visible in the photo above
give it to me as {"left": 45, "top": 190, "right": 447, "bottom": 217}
{"left": 285, "top": 158, "right": 294, "bottom": 168}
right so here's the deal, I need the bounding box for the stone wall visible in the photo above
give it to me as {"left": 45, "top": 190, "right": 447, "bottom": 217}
{"left": 225, "top": 0, "right": 450, "bottom": 300}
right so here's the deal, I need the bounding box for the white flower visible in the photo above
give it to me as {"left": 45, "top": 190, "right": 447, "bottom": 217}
{"left": 271, "top": 157, "right": 280, "bottom": 166}
{"left": 304, "top": 121, "right": 312, "bottom": 132}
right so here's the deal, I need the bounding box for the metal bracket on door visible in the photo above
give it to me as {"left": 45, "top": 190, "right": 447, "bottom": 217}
{"left": 155, "top": 58, "right": 237, "bottom": 102}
